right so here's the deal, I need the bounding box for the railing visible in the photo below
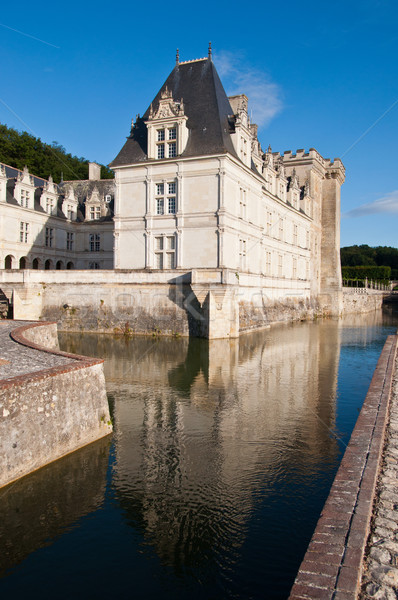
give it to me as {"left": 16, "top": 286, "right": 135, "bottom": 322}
{"left": 343, "top": 278, "right": 391, "bottom": 292}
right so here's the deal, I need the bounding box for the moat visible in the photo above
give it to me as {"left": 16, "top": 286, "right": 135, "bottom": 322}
{"left": 1, "top": 309, "right": 397, "bottom": 599}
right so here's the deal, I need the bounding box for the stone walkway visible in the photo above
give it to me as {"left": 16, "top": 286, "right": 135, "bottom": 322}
{"left": 0, "top": 321, "right": 73, "bottom": 381}
{"left": 360, "top": 355, "right": 398, "bottom": 599}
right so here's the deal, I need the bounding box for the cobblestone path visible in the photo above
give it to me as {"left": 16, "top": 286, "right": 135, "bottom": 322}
{"left": 0, "top": 321, "right": 74, "bottom": 381}
{"left": 360, "top": 356, "right": 398, "bottom": 599}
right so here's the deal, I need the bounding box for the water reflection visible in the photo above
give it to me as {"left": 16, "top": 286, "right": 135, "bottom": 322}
{"left": 2, "top": 310, "right": 393, "bottom": 599}
{"left": 0, "top": 436, "right": 110, "bottom": 577}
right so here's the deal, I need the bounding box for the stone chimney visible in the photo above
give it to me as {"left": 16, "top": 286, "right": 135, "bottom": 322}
{"left": 89, "top": 162, "right": 101, "bottom": 181}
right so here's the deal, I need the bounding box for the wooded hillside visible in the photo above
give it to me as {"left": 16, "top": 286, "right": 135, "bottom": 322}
{"left": 0, "top": 123, "right": 114, "bottom": 182}
{"left": 341, "top": 245, "right": 398, "bottom": 279}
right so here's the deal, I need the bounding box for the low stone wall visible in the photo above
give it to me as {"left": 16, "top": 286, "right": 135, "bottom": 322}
{"left": 20, "top": 321, "right": 60, "bottom": 350}
{"left": 0, "top": 270, "right": 389, "bottom": 339}
{"left": 289, "top": 334, "right": 398, "bottom": 599}
{"left": 0, "top": 322, "right": 112, "bottom": 488}
{"left": 239, "top": 297, "right": 320, "bottom": 332}
{"left": 343, "top": 289, "right": 386, "bottom": 314}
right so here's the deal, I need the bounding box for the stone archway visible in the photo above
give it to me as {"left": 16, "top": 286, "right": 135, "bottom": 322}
{"left": 19, "top": 256, "right": 27, "bottom": 269}
{"left": 56, "top": 260, "right": 64, "bottom": 270}
{"left": 4, "top": 255, "right": 14, "bottom": 269}
{"left": 32, "top": 258, "right": 40, "bottom": 270}
{"left": 66, "top": 261, "right": 74, "bottom": 270}
{"left": 44, "top": 259, "right": 52, "bottom": 270}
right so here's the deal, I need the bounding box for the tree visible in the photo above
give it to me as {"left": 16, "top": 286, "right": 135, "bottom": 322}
{"left": 0, "top": 123, "right": 114, "bottom": 182}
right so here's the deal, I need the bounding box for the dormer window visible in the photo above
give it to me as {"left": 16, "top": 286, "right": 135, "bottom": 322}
{"left": 21, "top": 189, "right": 30, "bottom": 208}
{"left": 156, "top": 127, "right": 178, "bottom": 159}
{"left": 67, "top": 204, "right": 75, "bottom": 220}
{"left": 46, "top": 198, "right": 56, "bottom": 215}
{"left": 145, "top": 89, "right": 189, "bottom": 160}
{"left": 90, "top": 206, "right": 101, "bottom": 220}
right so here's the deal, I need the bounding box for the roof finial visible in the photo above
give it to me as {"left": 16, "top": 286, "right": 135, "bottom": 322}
{"left": 208, "top": 42, "right": 212, "bottom": 60}
{"left": 176, "top": 48, "right": 180, "bottom": 65}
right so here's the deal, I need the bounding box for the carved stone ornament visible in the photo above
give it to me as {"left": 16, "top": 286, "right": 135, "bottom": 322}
{"left": 148, "top": 86, "right": 185, "bottom": 121}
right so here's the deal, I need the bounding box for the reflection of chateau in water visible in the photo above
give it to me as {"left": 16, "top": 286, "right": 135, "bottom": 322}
{"left": 0, "top": 436, "right": 110, "bottom": 576}
{"left": 73, "top": 322, "right": 343, "bottom": 569}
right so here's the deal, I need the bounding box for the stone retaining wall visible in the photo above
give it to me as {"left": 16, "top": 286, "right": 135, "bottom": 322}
{"left": 289, "top": 334, "right": 397, "bottom": 599}
{"left": 343, "top": 289, "right": 385, "bottom": 315}
{"left": 0, "top": 322, "right": 112, "bottom": 488}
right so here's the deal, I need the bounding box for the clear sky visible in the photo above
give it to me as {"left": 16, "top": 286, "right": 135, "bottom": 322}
{"left": 0, "top": 0, "right": 397, "bottom": 247}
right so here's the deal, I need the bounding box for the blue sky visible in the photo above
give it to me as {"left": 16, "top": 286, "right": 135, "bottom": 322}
{"left": 0, "top": 0, "right": 397, "bottom": 247}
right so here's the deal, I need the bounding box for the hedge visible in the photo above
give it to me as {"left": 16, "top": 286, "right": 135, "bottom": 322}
{"left": 342, "top": 265, "right": 391, "bottom": 280}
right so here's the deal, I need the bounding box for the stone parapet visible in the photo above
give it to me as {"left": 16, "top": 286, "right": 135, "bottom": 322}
{"left": 0, "top": 321, "right": 112, "bottom": 488}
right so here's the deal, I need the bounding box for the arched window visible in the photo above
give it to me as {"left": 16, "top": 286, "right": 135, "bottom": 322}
{"left": 66, "top": 261, "right": 74, "bottom": 270}
{"left": 4, "top": 255, "right": 13, "bottom": 269}
{"left": 32, "top": 258, "right": 40, "bottom": 270}
{"left": 19, "top": 257, "right": 27, "bottom": 269}
{"left": 44, "top": 259, "right": 52, "bottom": 270}
{"left": 56, "top": 260, "right": 63, "bottom": 270}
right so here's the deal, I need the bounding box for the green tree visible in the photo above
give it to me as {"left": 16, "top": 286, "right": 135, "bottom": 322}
{"left": 0, "top": 123, "right": 114, "bottom": 183}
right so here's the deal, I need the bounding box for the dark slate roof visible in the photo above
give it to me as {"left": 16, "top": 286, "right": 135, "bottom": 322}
{"left": 4, "top": 164, "right": 50, "bottom": 188}
{"left": 110, "top": 58, "right": 239, "bottom": 167}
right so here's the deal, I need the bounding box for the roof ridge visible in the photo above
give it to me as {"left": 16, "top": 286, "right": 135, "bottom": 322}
{"left": 179, "top": 58, "right": 208, "bottom": 65}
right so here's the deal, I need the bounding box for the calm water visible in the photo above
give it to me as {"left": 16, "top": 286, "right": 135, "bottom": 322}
{"left": 1, "top": 309, "right": 397, "bottom": 600}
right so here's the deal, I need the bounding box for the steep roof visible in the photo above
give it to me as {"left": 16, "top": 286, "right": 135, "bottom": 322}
{"left": 110, "top": 58, "right": 238, "bottom": 167}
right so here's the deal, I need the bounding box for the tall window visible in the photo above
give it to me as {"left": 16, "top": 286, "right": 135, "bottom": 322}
{"left": 46, "top": 198, "right": 55, "bottom": 215}
{"left": 45, "top": 227, "right": 53, "bottom": 247}
{"left": 266, "top": 251, "right": 272, "bottom": 275}
{"left": 67, "top": 204, "right": 75, "bottom": 220}
{"left": 154, "top": 235, "right": 175, "bottom": 269}
{"left": 239, "top": 189, "right": 246, "bottom": 219}
{"left": 293, "top": 224, "right": 298, "bottom": 246}
{"left": 279, "top": 218, "right": 284, "bottom": 242}
{"left": 89, "top": 234, "right": 101, "bottom": 252}
{"left": 156, "top": 127, "right": 178, "bottom": 159}
{"left": 20, "top": 222, "right": 29, "bottom": 243}
{"left": 266, "top": 211, "right": 273, "bottom": 236}
{"left": 66, "top": 232, "right": 74, "bottom": 251}
{"left": 21, "top": 190, "right": 30, "bottom": 208}
{"left": 155, "top": 181, "right": 176, "bottom": 215}
{"left": 292, "top": 257, "right": 297, "bottom": 279}
{"left": 278, "top": 254, "right": 283, "bottom": 277}
{"left": 239, "top": 238, "right": 246, "bottom": 270}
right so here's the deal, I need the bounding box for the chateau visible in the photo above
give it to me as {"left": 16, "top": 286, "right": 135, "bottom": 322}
{"left": 0, "top": 49, "right": 345, "bottom": 337}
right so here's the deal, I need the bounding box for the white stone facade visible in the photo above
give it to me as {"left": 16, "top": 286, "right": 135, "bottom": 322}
{"left": 0, "top": 163, "right": 114, "bottom": 271}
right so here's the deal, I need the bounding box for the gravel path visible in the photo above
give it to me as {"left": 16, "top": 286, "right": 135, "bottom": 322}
{"left": 0, "top": 321, "right": 74, "bottom": 382}
{"left": 360, "top": 355, "right": 398, "bottom": 599}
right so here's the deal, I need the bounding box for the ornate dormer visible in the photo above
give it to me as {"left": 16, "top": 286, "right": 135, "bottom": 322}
{"left": 250, "top": 124, "right": 263, "bottom": 172}
{"left": 276, "top": 157, "right": 288, "bottom": 202}
{"left": 262, "top": 146, "right": 277, "bottom": 195}
{"left": 0, "top": 163, "right": 7, "bottom": 203}
{"left": 145, "top": 87, "right": 189, "bottom": 160}
{"left": 301, "top": 179, "right": 312, "bottom": 216}
{"left": 85, "top": 185, "right": 106, "bottom": 221}
{"left": 40, "top": 174, "right": 59, "bottom": 215}
{"left": 61, "top": 184, "right": 78, "bottom": 220}
{"left": 14, "top": 165, "right": 35, "bottom": 209}
{"left": 287, "top": 168, "right": 300, "bottom": 209}
{"left": 229, "top": 94, "right": 252, "bottom": 168}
